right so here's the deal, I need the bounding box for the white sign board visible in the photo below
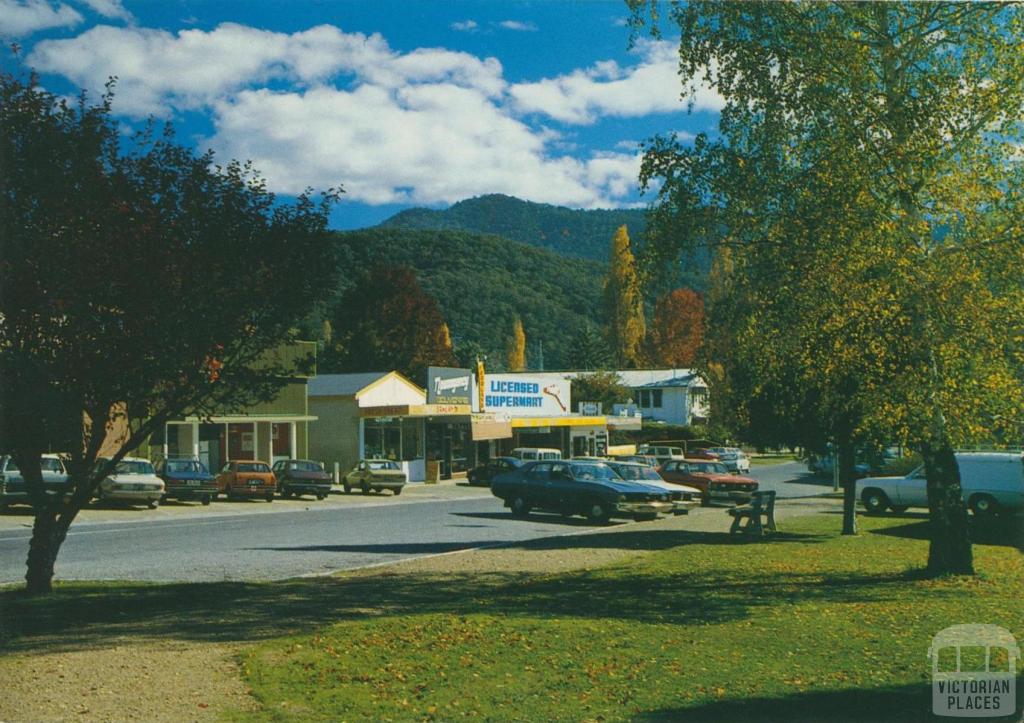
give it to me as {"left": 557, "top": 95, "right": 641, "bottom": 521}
{"left": 482, "top": 375, "right": 571, "bottom": 417}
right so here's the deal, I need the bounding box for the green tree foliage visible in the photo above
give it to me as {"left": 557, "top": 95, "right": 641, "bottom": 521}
{"left": 332, "top": 228, "right": 606, "bottom": 368}
{"left": 648, "top": 288, "right": 704, "bottom": 368}
{"left": 324, "top": 265, "right": 455, "bottom": 383}
{"left": 564, "top": 322, "right": 612, "bottom": 371}
{"left": 0, "top": 70, "right": 339, "bottom": 593}
{"left": 380, "top": 194, "right": 648, "bottom": 262}
{"left": 506, "top": 318, "right": 526, "bottom": 372}
{"left": 571, "top": 371, "right": 632, "bottom": 415}
{"left": 634, "top": 1, "right": 1024, "bottom": 569}
{"left": 603, "top": 225, "right": 647, "bottom": 368}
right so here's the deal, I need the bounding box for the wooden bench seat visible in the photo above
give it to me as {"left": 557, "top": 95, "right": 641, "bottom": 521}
{"left": 728, "top": 490, "right": 777, "bottom": 537}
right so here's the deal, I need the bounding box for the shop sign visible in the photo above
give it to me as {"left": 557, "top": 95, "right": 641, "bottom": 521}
{"left": 578, "top": 401, "right": 602, "bottom": 415}
{"left": 483, "top": 375, "right": 571, "bottom": 417}
{"left": 427, "top": 366, "right": 473, "bottom": 405}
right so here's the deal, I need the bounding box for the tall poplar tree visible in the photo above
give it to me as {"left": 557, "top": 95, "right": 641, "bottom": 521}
{"left": 506, "top": 317, "right": 526, "bottom": 372}
{"left": 603, "top": 225, "right": 646, "bottom": 368}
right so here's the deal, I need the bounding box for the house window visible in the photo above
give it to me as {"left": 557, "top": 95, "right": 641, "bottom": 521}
{"left": 652, "top": 390, "right": 663, "bottom": 408}
{"left": 638, "top": 390, "right": 650, "bottom": 407}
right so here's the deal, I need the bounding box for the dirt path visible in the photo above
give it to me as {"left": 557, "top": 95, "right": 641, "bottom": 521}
{"left": 0, "top": 497, "right": 840, "bottom": 722}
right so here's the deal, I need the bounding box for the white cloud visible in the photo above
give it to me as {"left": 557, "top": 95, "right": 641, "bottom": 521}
{"left": 78, "top": 0, "right": 131, "bottom": 21}
{"left": 450, "top": 20, "right": 477, "bottom": 32}
{"left": 498, "top": 20, "right": 537, "bottom": 32}
{"left": 28, "top": 23, "right": 504, "bottom": 116}
{"left": 0, "top": 0, "right": 81, "bottom": 37}
{"left": 205, "top": 85, "right": 642, "bottom": 208}
{"left": 509, "top": 39, "right": 723, "bottom": 124}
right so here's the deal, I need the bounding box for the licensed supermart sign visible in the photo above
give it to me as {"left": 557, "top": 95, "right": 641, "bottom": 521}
{"left": 482, "top": 375, "right": 571, "bottom": 417}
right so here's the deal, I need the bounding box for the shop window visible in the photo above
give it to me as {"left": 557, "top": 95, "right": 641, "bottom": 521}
{"left": 652, "top": 390, "right": 663, "bottom": 408}
{"left": 364, "top": 418, "right": 402, "bottom": 461}
{"left": 401, "top": 418, "right": 423, "bottom": 461}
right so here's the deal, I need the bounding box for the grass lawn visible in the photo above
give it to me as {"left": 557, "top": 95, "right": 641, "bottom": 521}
{"left": 2, "top": 513, "right": 1021, "bottom": 721}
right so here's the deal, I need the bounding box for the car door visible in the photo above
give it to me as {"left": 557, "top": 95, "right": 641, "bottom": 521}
{"left": 547, "top": 462, "right": 577, "bottom": 511}
{"left": 525, "top": 462, "right": 554, "bottom": 508}
{"left": 895, "top": 466, "right": 928, "bottom": 506}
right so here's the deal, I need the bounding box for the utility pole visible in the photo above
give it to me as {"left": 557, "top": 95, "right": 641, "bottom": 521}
{"left": 538, "top": 340, "right": 544, "bottom": 371}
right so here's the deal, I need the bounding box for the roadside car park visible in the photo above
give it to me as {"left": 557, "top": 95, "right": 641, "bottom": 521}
{"left": 467, "top": 456, "right": 522, "bottom": 486}
{"left": 343, "top": 459, "right": 407, "bottom": 495}
{"left": 604, "top": 460, "right": 700, "bottom": 515}
{"left": 706, "top": 446, "right": 751, "bottom": 474}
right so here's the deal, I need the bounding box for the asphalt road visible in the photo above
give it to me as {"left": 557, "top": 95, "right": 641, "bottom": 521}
{"left": 0, "top": 461, "right": 825, "bottom": 584}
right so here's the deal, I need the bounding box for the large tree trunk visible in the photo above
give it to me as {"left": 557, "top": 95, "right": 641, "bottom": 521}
{"left": 25, "top": 506, "right": 75, "bottom": 594}
{"left": 922, "top": 441, "right": 973, "bottom": 576}
{"left": 838, "top": 439, "right": 858, "bottom": 536}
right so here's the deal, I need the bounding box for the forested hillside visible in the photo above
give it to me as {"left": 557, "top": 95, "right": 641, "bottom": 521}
{"left": 379, "top": 194, "right": 647, "bottom": 262}
{"left": 331, "top": 228, "right": 606, "bottom": 369}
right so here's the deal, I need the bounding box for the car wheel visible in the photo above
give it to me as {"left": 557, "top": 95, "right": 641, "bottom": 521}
{"left": 361, "top": 481, "right": 371, "bottom": 495}
{"left": 265, "top": 492, "right": 274, "bottom": 503}
{"left": 861, "top": 488, "right": 889, "bottom": 514}
{"left": 586, "top": 499, "right": 611, "bottom": 524}
{"left": 510, "top": 496, "right": 531, "bottom": 518}
{"left": 201, "top": 494, "right": 211, "bottom": 506}
{"left": 317, "top": 492, "right": 327, "bottom": 501}
{"left": 969, "top": 494, "right": 999, "bottom": 517}
{"left": 281, "top": 487, "right": 292, "bottom": 499}
{"left": 148, "top": 498, "right": 160, "bottom": 510}
{"left": 890, "top": 505, "right": 908, "bottom": 514}
{"left": 393, "top": 487, "right": 402, "bottom": 496}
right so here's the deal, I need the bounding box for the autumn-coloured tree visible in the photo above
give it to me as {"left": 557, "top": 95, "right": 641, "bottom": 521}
{"left": 506, "top": 317, "right": 526, "bottom": 371}
{"left": 648, "top": 288, "right": 704, "bottom": 367}
{"left": 327, "top": 265, "right": 455, "bottom": 383}
{"left": 635, "top": 2, "right": 1024, "bottom": 570}
{"left": 603, "top": 225, "right": 646, "bottom": 368}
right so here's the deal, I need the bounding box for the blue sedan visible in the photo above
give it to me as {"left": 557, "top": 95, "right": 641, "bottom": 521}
{"left": 491, "top": 459, "right": 674, "bottom": 523}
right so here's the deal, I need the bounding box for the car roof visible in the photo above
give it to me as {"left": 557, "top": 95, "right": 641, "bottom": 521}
{"left": 230, "top": 459, "right": 268, "bottom": 464}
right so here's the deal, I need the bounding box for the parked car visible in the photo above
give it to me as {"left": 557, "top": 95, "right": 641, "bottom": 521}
{"left": 614, "top": 454, "right": 661, "bottom": 468}
{"left": 856, "top": 452, "right": 1024, "bottom": 516}
{"left": 343, "top": 459, "right": 406, "bottom": 495}
{"left": 686, "top": 448, "right": 721, "bottom": 461}
{"left": 706, "top": 447, "right": 751, "bottom": 474}
{"left": 95, "top": 457, "right": 165, "bottom": 508}
{"left": 807, "top": 454, "right": 870, "bottom": 478}
{"left": 605, "top": 460, "right": 700, "bottom": 515}
{"left": 659, "top": 459, "right": 759, "bottom": 505}
{"left": 467, "top": 457, "right": 522, "bottom": 486}
{"left": 273, "top": 459, "right": 333, "bottom": 500}
{"left": 155, "top": 457, "right": 217, "bottom": 505}
{"left": 490, "top": 459, "right": 674, "bottom": 523}
{"left": 510, "top": 447, "right": 562, "bottom": 461}
{"left": 636, "top": 444, "right": 686, "bottom": 465}
{"left": 216, "top": 460, "right": 276, "bottom": 502}
{"left": 0, "top": 454, "right": 70, "bottom": 509}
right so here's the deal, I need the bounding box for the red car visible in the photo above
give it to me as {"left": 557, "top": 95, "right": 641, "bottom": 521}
{"left": 686, "top": 448, "right": 721, "bottom": 461}
{"left": 215, "top": 460, "right": 276, "bottom": 502}
{"left": 659, "top": 459, "right": 757, "bottom": 505}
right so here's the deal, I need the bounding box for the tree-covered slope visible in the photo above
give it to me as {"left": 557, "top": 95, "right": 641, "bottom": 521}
{"left": 332, "top": 228, "right": 606, "bottom": 369}
{"left": 378, "top": 194, "right": 647, "bottom": 262}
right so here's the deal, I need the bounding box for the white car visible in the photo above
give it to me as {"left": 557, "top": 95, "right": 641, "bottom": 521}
{"left": 96, "top": 457, "right": 165, "bottom": 508}
{"left": 856, "top": 452, "right": 1023, "bottom": 517}
{"left": 606, "top": 460, "right": 701, "bottom": 514}
{"left": 707, "top": 447, "right": 751, "bottom": 474}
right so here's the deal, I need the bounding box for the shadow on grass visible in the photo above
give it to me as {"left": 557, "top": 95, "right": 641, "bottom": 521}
{"left": 869, "top": 516, "right": 1024, "bottom": 552}
{"left": 1, "top": 525, "right": 936, "bottom": 656}
{"left": 637, "top": 677, "right": 1024, "bottom": 723}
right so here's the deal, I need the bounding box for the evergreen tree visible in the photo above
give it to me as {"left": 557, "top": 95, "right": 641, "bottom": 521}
{"left": 564, "top": 322, "right": 612, "bottom": 371}
{"left": 603, "top": 225, "right": 646, "bottom": 368}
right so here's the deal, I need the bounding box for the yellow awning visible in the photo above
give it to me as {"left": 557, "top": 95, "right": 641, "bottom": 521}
{"left": 510, "top": 416, "right": 606, "bottom": 428}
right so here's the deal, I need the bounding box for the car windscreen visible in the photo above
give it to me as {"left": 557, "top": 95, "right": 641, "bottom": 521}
{"left": 238, "top": 463, "right": 270, "bottom": 473}
{"left": 609, "top": 464, "right": 659, "bottom": 481}
{"left": 570, "top": 463, "right": 617, "bottom": 481}
{"left": 41, "top": 458, "right": 63, "bottom": 472}
{"left": 291, "top": 460, "right": 324, "bottom": 472}
{"left": 368, "top": 461, "right": 400, "bottom": 470}
{"left": 115, "top": 460, "right": 155, "bottom": 475}
{"left": 166, "top": 460, "right": 204, "bottom": 474}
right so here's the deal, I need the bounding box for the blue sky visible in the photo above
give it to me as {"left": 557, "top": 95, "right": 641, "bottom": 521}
{"left": 2, "top": 0, "right": 722, "bottom": 229}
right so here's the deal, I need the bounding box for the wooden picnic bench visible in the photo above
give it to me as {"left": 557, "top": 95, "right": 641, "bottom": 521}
{"left": 728, "top": 490, "right": 777, "bottom": 537}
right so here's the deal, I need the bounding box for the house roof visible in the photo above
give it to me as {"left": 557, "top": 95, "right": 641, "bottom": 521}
{"left": 633, "top": 375, "right": 704, "bottom": 389}
{"left": 308, "top": 372, "right": 389, "bottom": 397}
{"left": 614, "top": 369, "right": 703, "bottom": 388}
